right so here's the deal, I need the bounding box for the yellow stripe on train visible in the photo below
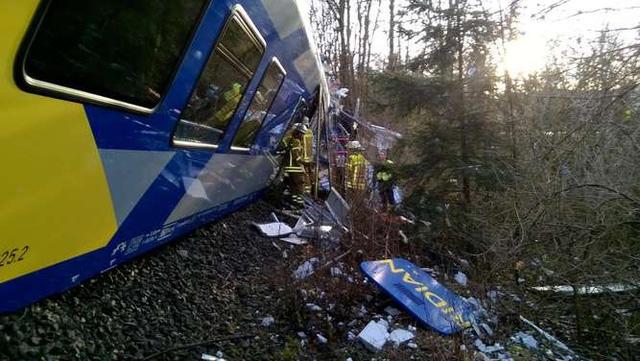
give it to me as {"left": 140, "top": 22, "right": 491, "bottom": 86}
{"left": 0, "top": 1, "right": 117, "bottom": 283}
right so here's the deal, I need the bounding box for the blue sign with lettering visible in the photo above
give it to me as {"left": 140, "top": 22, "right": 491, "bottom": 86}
{"left": 361, "top": 258, "right": 472, "bottom": 335}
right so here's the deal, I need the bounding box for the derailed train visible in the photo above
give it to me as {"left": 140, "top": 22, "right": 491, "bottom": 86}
{"left": 0, "top": 0, "right": 328, "bottom": 312}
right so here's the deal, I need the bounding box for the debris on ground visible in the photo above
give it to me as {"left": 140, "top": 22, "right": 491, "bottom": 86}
{"left": 512, "top": 331, "right": 538, "bottom": 350}
{"left": 316, "top": 333, "right": 328, "bottom": 344}
{"left": 293, "top": 258, "right": 320, "bottom": 280}
{"left": 252, "top": 221, "right": 293, "bottom": 237}
{"left": 260, "top": 316, "right": 275, "bottom": 327}
{"left": 357, "top": 320, "right": 390, "bottom": 352}
{"left": 279, "top": 234, "right": 308, "bottom": 245}
{"left": 384, "top": 306, "right": 401, "bottom": 317}
{"left": 389, "top": 328, "right": 415, "bottom": 347}
{"left": 454, "top": 271, "right": 468, "bottom": 286}
{"left": 530, "top": 283, "right": 638, "bottom": 295}
{"left": 360, "top": 258, "right": 472, "bottom": 335}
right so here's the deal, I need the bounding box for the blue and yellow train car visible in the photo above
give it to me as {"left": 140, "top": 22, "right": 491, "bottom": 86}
{"left": 0, "top": 0, "right": 328, "bottom": 312}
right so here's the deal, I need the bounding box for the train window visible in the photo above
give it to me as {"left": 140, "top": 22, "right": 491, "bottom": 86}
{"left": 173, "top": 8, "right": 265, "bottom": 149}
{"left": 20, "top": 0, "right": 208, "bottom": 113}
{"left": 231, "top": 58, "right": 286, "bottom": 150}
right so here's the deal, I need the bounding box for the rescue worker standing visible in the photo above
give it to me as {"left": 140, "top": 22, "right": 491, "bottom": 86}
{"left": 345, "top": 141, "right": 368, "bottom": 197}
{"left": 300, "top": 117, "right": 314, "bottom": 194}
{"left": 282, "top": 123, "right": 307, "bottom": 205}
{"left": 375, "top": 159, "right": 395, "bottom": 209}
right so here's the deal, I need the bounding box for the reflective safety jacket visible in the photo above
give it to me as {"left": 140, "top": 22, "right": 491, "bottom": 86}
{"left": 375, "top": 163, "right": 394, "bottom": 190}
{"left": 283, "top": 137, "right": 305, "bottom": 174}
{"left": 213, "top": 84, "right": 242, "bottom": 127}
{"left": 346, "top": 153, "right": 368, "bottom": 190}
{"left": 302, "top": 128, "right": 314, "bottom": 164}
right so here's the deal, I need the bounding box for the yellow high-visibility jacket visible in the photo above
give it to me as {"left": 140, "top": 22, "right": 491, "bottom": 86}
{"left": 302, "top": 129, "right": 314, "bottom": 164}
{"left": 346, "top": 153, "right": 368, "bottom": 190}
{"left": 283, "top": 137, "right": 305, "bottom": 174}
{"left": 213, "top": 84, "right": 242, "bottom": 127}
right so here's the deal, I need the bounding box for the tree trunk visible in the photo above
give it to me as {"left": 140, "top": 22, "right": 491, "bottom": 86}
{"left": 388, "top": 0, "right": 396, "bottom": 71}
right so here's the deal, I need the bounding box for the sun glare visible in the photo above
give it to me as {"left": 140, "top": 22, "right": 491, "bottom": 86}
{"left": 499, "top": 37, "right": 548, "bottom": 78}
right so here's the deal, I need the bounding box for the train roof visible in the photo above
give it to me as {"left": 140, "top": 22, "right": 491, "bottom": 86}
{"left": 262, "top": 0, "right": 330, "bottom": 111}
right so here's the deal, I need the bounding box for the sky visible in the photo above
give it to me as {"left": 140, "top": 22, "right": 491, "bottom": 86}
{"left": 360, "top": 0, "right": 640, "bottom": 77}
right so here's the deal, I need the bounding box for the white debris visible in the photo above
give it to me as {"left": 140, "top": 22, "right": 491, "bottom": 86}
{"left": 201, "top": 352, "right": 226, "bottom": 361}
{"left": 531, "top": 283, "right": 637, "bottom": 295}
{"left": 376, "top": 318, "right": 389, "bottom": 330}
{"left": 356, "top": 305, "right": 368, "bottom": 318}
{"left": 316, "top": 333, "right": 328, "bottom": 344}
{"left": 454, "top": 271, "right": 468, "bottom": 286}
{"left": 177, "top": 249, "right": 189, "bottom": 258}
{"left": 520, "top": 316, "right": 572, "bottom": 352}
{"left": 346, "top": 358, "right": 354, "bottom": 361}
{"left": 279, "top": 235, "right": 308, "bottom": 245}
{"left": 261, "top": 316, "right": 275, "bottom": 327}
{"left": 512, "top": 331, "right": 538, "bottom": 350}
{"left": 253, "top": 222, "right": 293, "bottom": 237}
{"left": 306, "top": 303, "right": 322, "bottom": 312}
{"left": 293, "top": 258, "right": 319, "bottom": 280}
{"left": 389, "top": 329, "right": 415, "bottom": 347}
{"left": 297, "top": 332, "right": 308, "bottom": 339}
{"left": 407, "top": 342, "right": 418, "bottom": 349}
{"left": 458, "top": 258, "right": 470, "bottom": 268}
{"left": 357, "top": 320, "right": 390, "bottom": 352}
{"left": 347, "top": 331, "right": 357, "bottom": 341}
{"left": 398, "top": 230, "right": 409, "bottom": 244}
{"left": 480, "top": 323, "right": 494, "bottom": 336}
{"left": 330, "top": 267, "right": 343, "bottom": 277}
{"left": 384, "top": 306, "right": 401, "bottom": 317}
{"left": 474, "top": 339, "right": 505, "bottom": 353}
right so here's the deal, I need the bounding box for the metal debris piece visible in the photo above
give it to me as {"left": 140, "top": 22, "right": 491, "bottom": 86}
{"left": 253, "top": 222, "right": 293, "bottom": 237}
{"left": 384, "top": 306, "right": 401, "bottom": 317}
{"left": 389, "top": 329, "right": 415, "bottom": 347}
{"left": 316, "top": 333, "right": 328, "bottom": 344}
{"left": 358, "top": 320, "right": 390, "bottom": 352}
{"left": 293, "top": 258, "right": 319, "bottom": 280}
{"left": 520, "top": 316, "right": 572, "bottom": 353}
{"left": 306, "top": 303, "right": 322, "bottom": 312}
{"left": 454, "top": 271, "right": 468, "bottom": 286}
{"left": 530, "top": 284, "right": 637, "bottom": 295}
{"left": 512, "top": 332, "right": 538, "bottom": 350}
{"left": 474, "top": 339, "right": 505, "bottom": 353}
{"left": 325, "top": 187, "right": 350, "bottom": 230}
{"left": 361, "top": 258, "right": 473, "bottom": 335}
{"left": 279, "top": 235, "right": 308, "bottom": 245}
{"left": 261, "top": 316, "right": 275, "bottom": 327}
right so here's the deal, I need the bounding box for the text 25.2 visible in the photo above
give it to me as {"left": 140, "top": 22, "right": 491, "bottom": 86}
{"left": 0, "top": 246, "right": 29, "bottom": 268}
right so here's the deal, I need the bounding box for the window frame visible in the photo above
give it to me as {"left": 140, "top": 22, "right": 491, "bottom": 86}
{"left": 230, "top": 57, "right": 287, "bottom": 153}
{"left": 14, "top": 0, "right": 210, "bottom": 115}
{"left": 171, "top": 5, "right": 267, "bottom": 151}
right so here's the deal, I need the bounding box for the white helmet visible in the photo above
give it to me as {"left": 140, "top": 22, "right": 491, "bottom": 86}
{"left": 346, "top": 141, "right": 363, "bottom": 150}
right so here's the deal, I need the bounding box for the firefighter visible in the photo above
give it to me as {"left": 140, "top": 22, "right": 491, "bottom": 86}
{"left": 282, "top": 123, "right": 307, "bottom": 205}
{"left": 212, "top": 83, "right": 243, "bottom": 128}
{"left": 375, "top": 159, "right": 395, "bottom": 209}
{"left": 301, "top": 117, "right": 314, "bottom": 194}
{"left": 345, "top": 141, "right": 368, "bottom": 194}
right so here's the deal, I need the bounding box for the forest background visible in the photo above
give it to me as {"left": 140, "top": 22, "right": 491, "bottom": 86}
{"left": 308, "top": 0, "right": 640, "bottom": 358}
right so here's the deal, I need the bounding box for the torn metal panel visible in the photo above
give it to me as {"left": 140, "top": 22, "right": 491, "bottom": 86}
{"left": 360, "top": 258, "right": 473, "bottom": 335}
{"left": 325, "top": 187, "right": 350, "bottom": 231}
